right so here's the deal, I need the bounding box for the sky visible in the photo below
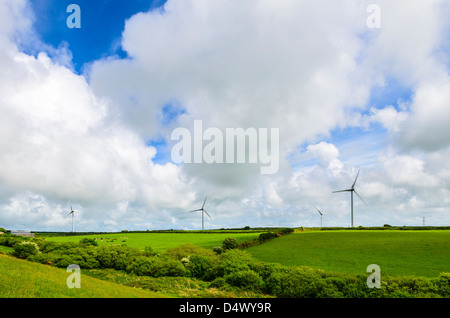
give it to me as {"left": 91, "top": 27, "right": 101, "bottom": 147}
{"left": 0, "top": 0, "right": 449, "bottom": 232}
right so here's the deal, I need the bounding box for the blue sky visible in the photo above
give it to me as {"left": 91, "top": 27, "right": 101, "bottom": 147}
{"left": 29, "top": 0, "right": 166, "bottom": 73}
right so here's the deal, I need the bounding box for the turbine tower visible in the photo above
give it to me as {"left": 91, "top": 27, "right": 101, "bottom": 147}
{"left": 332, "top": 169, "right": 366, "bottom": 228}
{"left": 189, "top": 197, "right": 212, "bottom": 231}
{"left": 316, "top": 207, "right": 324, "bottom": 228}
{"left": 68, "top": 204, "right": 76, "bottom": 233}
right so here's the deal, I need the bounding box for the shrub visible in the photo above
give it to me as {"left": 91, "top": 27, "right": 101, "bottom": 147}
{"left": 436, "top": 273, "right": 450, "bottom": 297}
{"left": 265, "top": 266, "right": 328, "bottom": 298}
{"left": 79, "top": 238, "right": 98, "bottom": 247}
{"left": 126, "top": 256, "right": 186, "bottom": 277}
{"left": 96, "top": 245, "right": 143, "bottom": 270}
{"left": 39, "top": 241, "right": 79, "bottom": 254}
{"left": 222, "top": 237, "right": 239, "bottom": 250}
{"left": 26, "top": 252, "right": 58, "bottom": 266}
{"left": 0, "top": 235, "right": 24, "bottom": 247}
{"left": 13, "top": 241, "right": 39, "bottom": 259}
{"left": 212, "top": 246, "right": 223, "bottom": 255}
{"left": 209, "top": 277, "right": 229, "bottom": 289}
{"left": 219, "top": 249, "right": 257, "bottom": 276}
{"left": 144, "top": 246, "right": 156, "bottom": 257}
{"left": 224, "top": 270, "right": 265, "bottom": 291}
{"left": 186, "top": 254, "right": 219, "bottom": 281}
{"left": 258, "top": 232, "right": 278, "bottom": 243}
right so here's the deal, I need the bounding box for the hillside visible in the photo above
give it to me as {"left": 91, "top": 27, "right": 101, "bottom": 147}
{"left": 0, "top": 253, "right": 168, "bottom": 298}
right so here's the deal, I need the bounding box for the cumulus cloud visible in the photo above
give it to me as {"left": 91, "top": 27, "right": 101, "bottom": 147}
{"left": 0, "top": 0, "right": 449, "bottom": 231}
{"left": 0, "top": 0, "right": 195, "bottom": 231}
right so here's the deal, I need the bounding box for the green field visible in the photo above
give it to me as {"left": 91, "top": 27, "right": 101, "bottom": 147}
{"left": 43, "top": 232, "right": 262, "bottom": 251}
{"left": 0, "top": 253, "right": 167, "bottom": 298}
{"left": 246, "top": 230, "right": 450, "bottom": 277}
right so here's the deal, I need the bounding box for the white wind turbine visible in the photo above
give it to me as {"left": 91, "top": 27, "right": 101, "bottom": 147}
{"left": 189, "top": 197, "right": 212, "bottom": 231}
{"left": 332, "top": 169, "right": 367, "bottom": 228}
{"left": 67, "top": 204, "right": 77, "bottom": 233}
{"left": 316, "top": 207, "right": 324, "bottom": 228}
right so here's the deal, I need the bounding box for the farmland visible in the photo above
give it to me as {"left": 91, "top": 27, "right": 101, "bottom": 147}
{"left": 1, "top": 228, "right": 449, "bottom": 298}
{"left": 246, "top": 230, "right": 450, "bottom": 277}
{"left": 43, "top": 231, "right": 263, "bottom": 251}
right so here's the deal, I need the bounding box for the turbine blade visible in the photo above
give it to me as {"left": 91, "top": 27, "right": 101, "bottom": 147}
{"left": 352, "top": 169, "right": 360, "bottom": 189}
{"left": 202, "top": 196, "right": 207, "bottom": 209}
{"left": 354, "top": 190, "right": 367, "bottom": 206}
{"left": 203, "top": 209, "right": 212, "bottom": 219}
{"left": 189, "top": 209, "right": 202, "bottom": 212}
{"left": 315, "top": 207, "right": 322, "bottom": 215}
{"left": 332, "top": 189, "right": 352, "bottom": 193}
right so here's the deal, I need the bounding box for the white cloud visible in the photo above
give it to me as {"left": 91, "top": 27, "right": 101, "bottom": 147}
{"left": 0, "top": 0, "right": 449, "bottom": 231}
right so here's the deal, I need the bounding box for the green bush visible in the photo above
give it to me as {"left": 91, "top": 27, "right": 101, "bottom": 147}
{"left": 0, "top": 235, "right": 25, "bottom": 247}
{"left": 186, "top": 254, "right": 219, "bottom": 281}
{"left": 212, "top": 246, "right": 223, "bottom": 254}
{"left": 54, "top": 254, "right": 79, "bottom": 268}
{"left": 126, "top": 256, "right": 186, "bottom": 278}
{"left": 219, "top": 249, "right": 255, "bottom": 275}
{"left": 26, "top": 252, "right": 58, "bottom": 266}
{"left": 436, "top": 273, "right": 450, "bottom": 297}
{"left": 39, "top": 241, "right": 79, "bottom": 254}
{"left": 222, "top": 237, "right": 239, "bottom": 250}
{"left": 265, "top": 266, "right": 329, "bottom": 298}
{"left": 209, "top": 276, "right": 229, "bottom": 289}
{"left": 13, "top": 242, "right": 39, "bottom": 259}
{"left": 144, "top": 246, "right": 156, "bottom": 257}
{"left": 258, "top": 232, "right": 278, "bottom": 243}
{"left": 79, "top": 238, "right": 98, "bottom": 247}
{"left": 224, "top": 269, "right": 265, "bottom": 291}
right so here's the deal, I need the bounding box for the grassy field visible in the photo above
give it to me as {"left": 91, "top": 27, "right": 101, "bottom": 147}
{"left": 0, "top": 253, "right": 168, "bottom": 298}
{"left": 43, "top": 232, "right": 262, "bottom": 251}
{"left": 246, "top": 230, "right": 450, "bottom": 278}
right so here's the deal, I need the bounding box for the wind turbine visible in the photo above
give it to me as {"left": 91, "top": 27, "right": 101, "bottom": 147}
{"left": 67, "top": 204, "right": 77, "bottom": 233}
{"left": 189, "top": 197, "right": 212, "bottom": 231}
{"left": 332, "top": 169, "right": 366, "bottom": 228}
{"left": 316, "top": 207, "right": 324, "bottom": 228}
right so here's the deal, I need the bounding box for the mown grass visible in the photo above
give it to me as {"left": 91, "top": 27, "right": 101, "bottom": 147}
{"left": 246, "top": 230, "right": 450, "bottom": 277}
{"left": 0, "top": 253, "right": 169, "bottom": 298}
{"left": 44, "top": 232, "right": 262, "bottom": 251}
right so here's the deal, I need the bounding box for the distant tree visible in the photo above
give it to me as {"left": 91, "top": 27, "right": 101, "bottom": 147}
{"left": 222, "top": 237, "right": 239, "bottom": 250}
{"left": 79, "top": 238, "right": 98, "bottom": 246}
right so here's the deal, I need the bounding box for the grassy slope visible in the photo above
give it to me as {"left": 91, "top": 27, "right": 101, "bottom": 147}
{"left": 44, "top": 232, "right": 261, "bottom": 251}
{"left": 0, "top": 253, "right": 169, "bottom": 298}
{"left": 246, "top": 230, "right": 450, "bottom": 277}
